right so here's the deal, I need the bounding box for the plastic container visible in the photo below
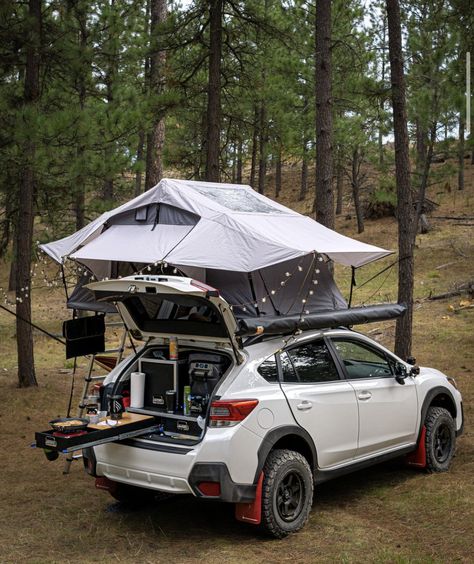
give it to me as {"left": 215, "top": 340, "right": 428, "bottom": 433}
{"left": 183, "top": 385, "right": 191, "bottom": 415}
{"left": 169, "top": 337, "right": 178, "bottom": 360}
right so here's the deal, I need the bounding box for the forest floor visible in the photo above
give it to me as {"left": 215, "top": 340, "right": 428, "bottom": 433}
{"left": 0, "top": 160, "right": 473, "bottom": 563}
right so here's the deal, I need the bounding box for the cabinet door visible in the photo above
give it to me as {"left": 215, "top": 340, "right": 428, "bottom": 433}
{"left": 280, "top": 340, "right": 359, "bottom": 469}
{"left": 330, "top": 338, "right": 418, "bottom": 457}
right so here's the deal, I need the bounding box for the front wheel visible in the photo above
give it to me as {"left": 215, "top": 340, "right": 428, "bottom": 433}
{"left": 424, "top": 406, "right": 456, "bottom": 473}
{"left": 261, "top": 449, "right": 313, "bottom": 538}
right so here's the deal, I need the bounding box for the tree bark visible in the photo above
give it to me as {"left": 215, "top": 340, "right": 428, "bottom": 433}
{"left": 386, "top": 0, "right": 415, "bottom": 360}
{"left": 101, "top": 0, "right": 118, "bottom": 200}
{"left": 378, "top": 15, "right": 387, "bottom": 167}
{"left": 314, "top": 0, "right": 334, "bottom": 229}
{"left": 135, "top": 129, "right": 145, "bottom": 196}
{"left": 415, "top": 117, "right": 427, "bottom": 175}
{"left": 250, "top": 104, "right": 259, "bottom": 187}
{"left": 204, "top": 0, "right": 222, "bottom": 182}
{"left": 458, "top": 115, "right": 465, "bottom": 191}
{"left": 145, "top": 0, "right": 167, "bottom": 189}
{"left": 236, "top": 139, "right": 243, "bottom": 184}
{"left": 351, "top": 147, "right": 364, "bottom": 234}
{"left": 73, "top": 2, "right": 87, "bottom": 231}
{"left": 16, "top": 0, "right": 41, "bottom": 387}
{"left": 0, "top": 191, "right": 13, "bottom": 258}
{"left": 257, "top": 102, "right": 267, "bottom": 194}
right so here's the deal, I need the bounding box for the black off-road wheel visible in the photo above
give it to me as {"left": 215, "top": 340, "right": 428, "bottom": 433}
{"left": 261, "top": 449, "right": 313, "bottom": 539}
{"left": 424, "top": 406, "right": 456, "bottom": 473}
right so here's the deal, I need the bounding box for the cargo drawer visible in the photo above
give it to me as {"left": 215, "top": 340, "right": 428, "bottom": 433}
{"left": 35, "top": 413, "right": 159, "bottom": 453}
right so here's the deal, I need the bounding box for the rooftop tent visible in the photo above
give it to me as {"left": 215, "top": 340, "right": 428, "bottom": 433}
{"left": 40, "top": 178, "right": 392, "bottom": 315}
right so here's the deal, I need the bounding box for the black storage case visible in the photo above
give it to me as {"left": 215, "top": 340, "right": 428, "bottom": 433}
{"left": 140, "top": 358, "right": 188, "bottom": 411}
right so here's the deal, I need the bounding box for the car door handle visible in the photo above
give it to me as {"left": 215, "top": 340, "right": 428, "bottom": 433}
{"left": 297, "top": 401, "right": 313, "bottom": 411}
{"left": 357, "top": 391, "right": 372, "bottom": 401}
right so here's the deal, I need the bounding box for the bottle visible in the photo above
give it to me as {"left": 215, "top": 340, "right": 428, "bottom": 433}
{"left": 183, "top": 385, "right": 191, "bottom": 415}
{"left": 169, "top": 337, "right": 178, "bottom": 360}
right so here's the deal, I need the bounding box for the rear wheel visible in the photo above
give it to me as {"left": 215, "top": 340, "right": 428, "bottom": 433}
{"left": 261, "top": 449, "right": 313, "bottom": 538}
{"left": 424, "top": 406, "right": 456, "bottom": 473}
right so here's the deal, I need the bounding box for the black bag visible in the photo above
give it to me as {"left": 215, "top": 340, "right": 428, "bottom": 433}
{"left": 62, "top": 315, "right": 106, "bottom": 359}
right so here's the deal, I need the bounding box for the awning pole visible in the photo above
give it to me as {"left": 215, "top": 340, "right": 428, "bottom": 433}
{"left": 348, "top": 266, "right": 356, "bottom": 308}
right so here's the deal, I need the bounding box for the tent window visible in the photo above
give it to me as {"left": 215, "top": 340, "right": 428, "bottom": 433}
{"left": 135, "top": 206, "right": 148, "bottom": 222}
{"left": 193, "top": 186, "right": 286, "bottom": 214}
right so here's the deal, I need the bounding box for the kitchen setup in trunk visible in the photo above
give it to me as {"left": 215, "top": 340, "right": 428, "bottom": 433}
{"left": 35, "top": 338, "right": 233, "bottom": 456}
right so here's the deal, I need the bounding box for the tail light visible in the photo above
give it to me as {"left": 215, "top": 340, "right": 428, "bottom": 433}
{"left": 209, "top": 399, "right": 259, "bottom": 427}
{"left": 197, "top": 482, "right": 221, "bottom": 496}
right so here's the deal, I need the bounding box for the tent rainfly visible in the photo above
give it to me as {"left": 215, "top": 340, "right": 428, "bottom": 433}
{"left": 40, "top": 178, "right": 392, "bottom": 317}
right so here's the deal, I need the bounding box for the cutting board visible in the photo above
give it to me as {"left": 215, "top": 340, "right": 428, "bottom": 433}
{"left": 87, "top": 411, "right": 154, "bottom": 430}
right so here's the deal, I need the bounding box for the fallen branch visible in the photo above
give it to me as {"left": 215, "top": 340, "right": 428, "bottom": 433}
{"left": 435, "top": 261, "right": 458, "bottom": 270}
{"left": 427, "top": 281, "right": 474, "bottom": 301}
{"left": 432, "top": 215, "right": 474, "bottom": 220}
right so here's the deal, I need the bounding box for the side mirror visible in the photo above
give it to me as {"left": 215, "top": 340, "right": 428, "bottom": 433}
{"left": 410, "top": 365, "right": 420, "bottom": 376}
{"left": 394, "top": 363, "right": 407, "bottom": 385}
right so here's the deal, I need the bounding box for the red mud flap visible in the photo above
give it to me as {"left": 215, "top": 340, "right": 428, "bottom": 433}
{"left": 406, "top": 425, "right": 427, "bottom": 468}
{"left": 235, "top": 472, "right": 264, "bottom": 525}
{"left": 95, "top": 476, "right": 118, "bottom": 494}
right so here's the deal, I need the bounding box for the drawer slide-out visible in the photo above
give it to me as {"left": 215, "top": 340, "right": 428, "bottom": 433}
{"left": 35, "top": 414, "right": 160, "bottom": 454}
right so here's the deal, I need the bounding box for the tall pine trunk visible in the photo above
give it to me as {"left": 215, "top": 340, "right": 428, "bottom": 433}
{"left": 257, "top": 103, "right": 267, "bottom": 194}
{"left": 145, "top": 0, "right": 167, "bottom": 189}
{"left": 351, "top": 147, "right": 364, "bottom": 234}
{"left": 204, "top": 0, "right": 222, "bottom": 182}
{"left": 236, "top": 139, "right": 243, "bottom": 184}
{"left": 250, "top": 104, "right": 259, "bottom": 187}
{"left": 16, "top": 0, "right": 41, "bottom": 388}
{"left": 135, "top": 129, "right": 145, "bottom": 196}
{"left": 73, "top": 2, "right": 87, "bottom": 230}
{"left": 101, "top": 0, "right": 117, "bottom": 200}
{"left": 314, "top": 0, "right": 334, "bottom": 229}
{"left": 387, "top": 0, "right": 415, "bottom": 360}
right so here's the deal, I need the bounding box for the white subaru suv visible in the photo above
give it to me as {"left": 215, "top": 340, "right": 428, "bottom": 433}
{"left": 82, "top": 276, "right": 464, "bottom": 538}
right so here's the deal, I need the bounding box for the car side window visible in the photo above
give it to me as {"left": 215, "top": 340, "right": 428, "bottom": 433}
{"left": 258, "top": 356, "right": 279, "bottom": 383}
{"left": 331, "top": 339, "right": 393, "bottom": 379}
{"left": 280, "top": 351, "right": 298, "bottom": 382}
{"left": 285, "top": 340, "right": 340, "bottom": 383}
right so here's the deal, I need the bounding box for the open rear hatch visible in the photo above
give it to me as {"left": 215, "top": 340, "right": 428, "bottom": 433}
{"left": 35, "top": 276, "right": 241, "bottom": 456}
{"left": 86, "top": 275, "right": 242, "bottom": 359}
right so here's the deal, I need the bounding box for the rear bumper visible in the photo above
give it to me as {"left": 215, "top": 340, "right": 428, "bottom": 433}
{"left": 95, "top": 454, "right": 257, "bottom": 502}
{"left": 96, "top": 459, "right": 194, "bottom": 494}
{"left": 93, "top": 425, "right": 261, "bottom": 500}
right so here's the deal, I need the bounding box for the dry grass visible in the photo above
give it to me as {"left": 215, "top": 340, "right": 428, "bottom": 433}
{"left": 0, "top": 160, "right": 473, "bottom": 563}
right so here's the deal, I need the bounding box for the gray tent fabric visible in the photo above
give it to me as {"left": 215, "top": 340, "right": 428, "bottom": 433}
{"left": 206, "top": 256, "right": 346, "bottom": 317}
{"left": 40, "top": 178, "right": 391, "bottom": 269}
{"left": 39, "top": 179, "right": 391, "bottom": 315}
